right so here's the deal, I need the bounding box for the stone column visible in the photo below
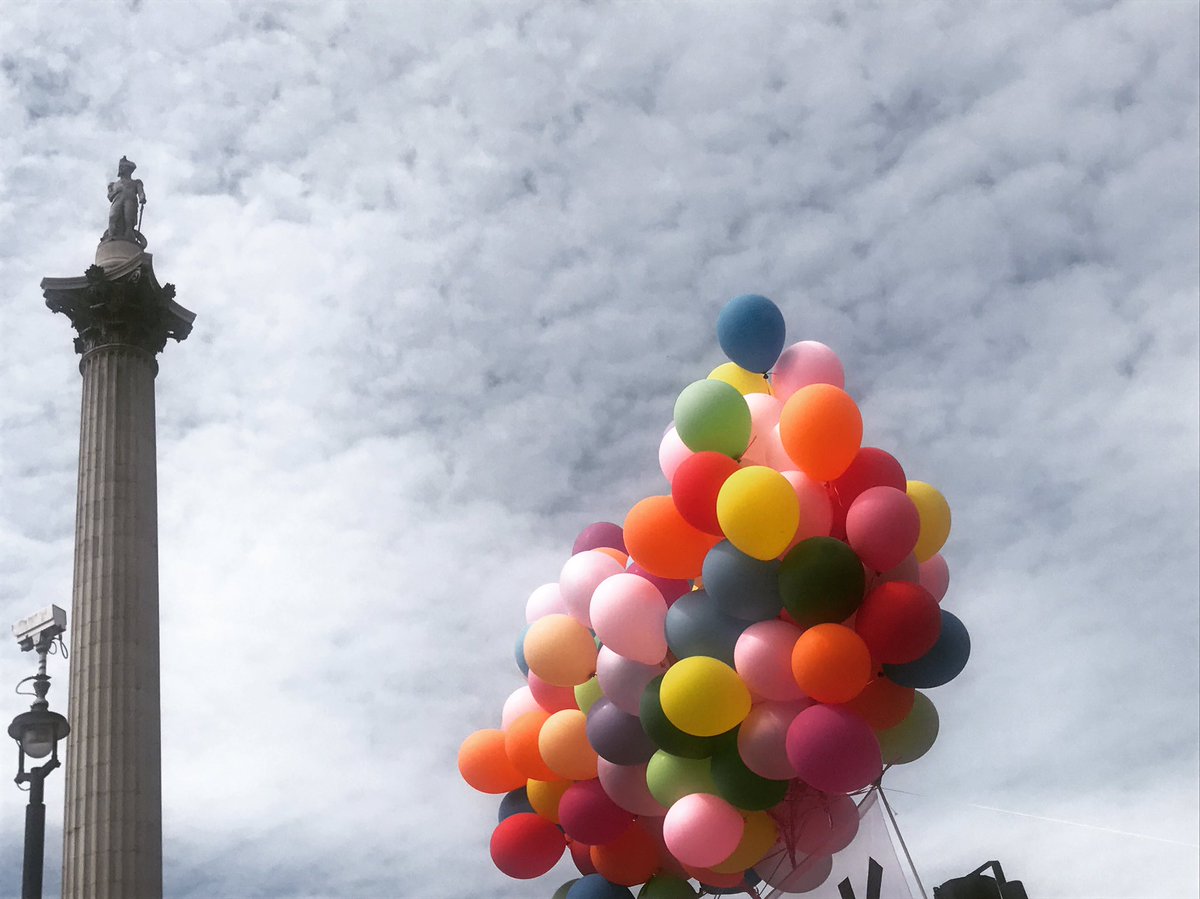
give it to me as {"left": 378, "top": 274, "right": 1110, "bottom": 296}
{"left": 42, "top": 241, "right": 194, "bottom": 899}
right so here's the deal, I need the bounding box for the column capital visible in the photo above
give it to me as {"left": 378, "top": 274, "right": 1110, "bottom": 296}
{"left": 42, "top": 244, "right": 195, "bottom": 357}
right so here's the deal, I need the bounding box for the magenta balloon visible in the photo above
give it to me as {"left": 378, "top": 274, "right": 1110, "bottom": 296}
{"left": 659, "top": 426, "right": 692, "bottom": 482}
{"left": 573, "top": 521, "right": 627, "bottom": 556}
{"left": 734, "top": 620, "right": 806, "bottom": 702}
{"left": 783, "top": 470, "right": 833, "bottom": 544}
{"left": 736, "top": 699, "right": 810, "bottom": 780}
{"left": 502, "top": 685, "right": 542, "bottom": 729}
{"left": 785, "top": 705, "right": 882, "bottom": 794}
{"left": 529, "top": 671, "right": 578, "bottom": 713}
{"left": 627, "top": 563, "right": 691, "bottom": 606}
{"left": 759, "top": 847, "right": 833, "bottom": 892}
{"left": 918, "top": 553, "right": 950, "bottom": 602}
{"left": 792, "top": 792, "right": 860, "bottom": 855}
{"left": 591, "top": 573, "right": 669, "bottom": 665}
{"left": 596, "top": 647, "right": 665, "bottom": 716}
{"left": 845, "top": 486, "right": 921, "bottom": 572}
{"left": 558, "top": 779, "right": 635, "bottom": 846}
{"left": 662, "top": 793, "right": 745, "bottom": 868}
{"left": 597, "top": 758, "right": 668, "bottom": 817}
{"left": 559, "top": 550, "right": 625, "bottom": 627}
{"left": 526, "top": 583, "right": 568, "bottom": 622}
{"left": 772, "top": 341, "right": 845, "bottom": 401}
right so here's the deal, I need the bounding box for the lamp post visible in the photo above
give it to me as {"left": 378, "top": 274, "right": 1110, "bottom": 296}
{"left": 8, "top": 605, "right": 70, "bottom": 899}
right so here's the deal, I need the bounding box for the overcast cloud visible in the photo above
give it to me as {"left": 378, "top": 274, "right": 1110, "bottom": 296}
{"left": 0, "top": 2, "right": 1197, "bottom": 898}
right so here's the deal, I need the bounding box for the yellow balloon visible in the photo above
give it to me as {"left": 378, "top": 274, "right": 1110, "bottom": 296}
{"left": 716, "top": 466, "right": 799, "bottom": 561}
{"left": 660, "top": 656, "right": 751, "bottom": 737}
{"left": 524, "top": 614, "right": 597, "bottom": 687}
{"left": 711, "top": 811, "right": 778, "bottom": 873}
{"left": 526, "top": 778, "right": 571, "bottom": 823}
{"left": 709, "top": 362, "right": 773, "bottom": 396}
{"left": 907, "top": 481, "right": 951, "bottom": 562}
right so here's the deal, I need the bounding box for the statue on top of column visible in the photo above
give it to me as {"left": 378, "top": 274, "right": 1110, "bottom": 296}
{"left": 103, "top": 156, "right": 146, "bottom": 247}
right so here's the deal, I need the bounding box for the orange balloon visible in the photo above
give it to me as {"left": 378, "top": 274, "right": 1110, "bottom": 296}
{"left": 839, "top": 675, "right": 915, "bottom": 730}
{"left": 779, "top": 385, "right": 863, "bottom": 482}
{"left": 594, "top": 546, "right": 629, "bottom": 567}
{"left": 539, "top": 709, "right": 599, "bottom": 780}
{"left": 791, "top": 623, "right": 872, "bottom": 704}
{"left": 458, "top": 729, "right": 526, "bottom": 794}
{"left": 625, "top": 495, "right": 721, "bottom": 579}
{"left": 524, "top": 615, "right": 598, "bottom": 687}
{"left": 591, "top": 820, "right": 661, "bottom": 886}
{"left": 527, "top": 778, "right": 572, "bottom": 823}
{"left": 504, "top": 711, "right": 564, "bottom": 782}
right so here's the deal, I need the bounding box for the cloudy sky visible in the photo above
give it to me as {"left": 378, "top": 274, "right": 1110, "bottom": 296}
{"left": 0, "top": 2, "right": 1197, "bottom": 898}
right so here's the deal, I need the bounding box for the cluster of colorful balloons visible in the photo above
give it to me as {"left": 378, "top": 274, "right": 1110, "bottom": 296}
{"left": 460, "top": 295, "right": 969, "bottom": 897}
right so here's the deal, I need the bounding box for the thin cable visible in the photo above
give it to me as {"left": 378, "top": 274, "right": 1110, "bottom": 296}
{"left": 879, "top": 787, "right": 929, "bottom": 899}
{"left": 884, "top": 787, "right": 1200, "bottom": 849}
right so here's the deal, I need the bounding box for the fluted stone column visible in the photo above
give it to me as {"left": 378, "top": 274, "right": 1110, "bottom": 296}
{"left": 43, "top": 238, "right": 194, "bottom": 899}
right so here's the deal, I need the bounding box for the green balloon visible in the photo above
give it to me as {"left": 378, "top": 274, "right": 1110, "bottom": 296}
{"left": 877, "top": 691, "right": 939, "bottom": 764}
{"left": 639, "top": 875, "right": 698, "bottom": 898}
{"left": 575, "top": 676, "right": 603, "bottom": 715}
{"left": 552, "top": 880, "right": 580, "bottom": 899}
{"left": 640, "top": 675, "right": 727, "bottom": 759}
{"left": 778, "top": 537, "right": 866, "bottom": 627}
{"left": 673, "top": 379, "right": 751, "bottom": 459}
{"left": 646, "top": 750, "right": 717, "bottom": 807}
{"left": 710, "top": 731, "right": 790, "bottom": 811}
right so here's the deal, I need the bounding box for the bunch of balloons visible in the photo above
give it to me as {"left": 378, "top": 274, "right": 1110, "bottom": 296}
{"left": 459, "top": 295, "right": 969, "bottom": 898}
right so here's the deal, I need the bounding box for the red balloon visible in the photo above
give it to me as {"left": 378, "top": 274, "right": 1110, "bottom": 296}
{"left": 559, "top": 779, "right": 635, "bottom": 846}
{"left": 829, "top": 448, "right": 906, "bottom": 540}
{"left": 845, "top": 486, "right": 921, "bottom": 572}
{"left": 569, "top": 838, "right": 597, "bottom": 875}
{"left": 854, "top": 581, "right": 942, "bottom": 664}
{"left": 671, "top": 451, "right": 741, "bottom": 535}
{"left": 591, "top": 819, "right": 662, "bottom": 886}
{"left": 490, "top": 813, "right": 567, "bottom": 879}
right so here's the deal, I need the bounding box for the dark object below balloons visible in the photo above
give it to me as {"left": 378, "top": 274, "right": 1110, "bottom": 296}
{"left": 934, "top": 860, "right": 1028, "bottom": 899}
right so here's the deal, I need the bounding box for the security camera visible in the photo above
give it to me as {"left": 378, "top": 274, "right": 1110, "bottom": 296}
{"left": 11, "top": 605, "right": 67, "bottom": 652}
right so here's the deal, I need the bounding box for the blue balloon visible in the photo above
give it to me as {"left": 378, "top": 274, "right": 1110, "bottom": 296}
{"left": 717, "top": 294, "right": 786, "bottom": 373}
{"left": 568, "top": 874, "right": 636, "bottom": 899}
{"left": 703, "top": 541, "right": 782, "bottom": 622}
{"left": 665, "top": 589, "right": 747, "bottom": 666}
{"left": 884, "top": 609, "right": 970, "bottom": 688}
{"left": 515, "top": 623, "right": 531, "bottom": 676}
{"left": 497, "top": 786, "right": 534, "bottom": 822}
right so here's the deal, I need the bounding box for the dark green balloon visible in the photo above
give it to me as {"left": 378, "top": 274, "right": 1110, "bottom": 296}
{"left": 710, "top": 731, "right": 790, "bottom": 811}
{"left": 778, "top": 537, "right": 866, "bottom": 627}
{"left": 640, "top": 675, "right": 728, "bottom": 759}
{"left": 638, "top": 875, "right": 698, "bottom": 898}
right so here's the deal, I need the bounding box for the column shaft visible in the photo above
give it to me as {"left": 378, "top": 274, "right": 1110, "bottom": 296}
{"left": 62, "top": 344, "right": 163, "bottom": 899}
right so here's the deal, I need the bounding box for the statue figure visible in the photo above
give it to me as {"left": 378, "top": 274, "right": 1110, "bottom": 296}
{"left": 104, "top": 156, "right": 146, "bottom": 243}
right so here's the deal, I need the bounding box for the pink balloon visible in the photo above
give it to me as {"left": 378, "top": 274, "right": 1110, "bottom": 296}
{"left": 662, "top": 793, "right": 745, "bottom": 868}
{"left": 528, "top": 671, "right": 578, "bottom": 713}
{"left": 558, "top": 779, "right": 635, "bottom": 846}
{"left": 639, "top": 815, "right": 690, "bottom": 879}
{"left": 845, "top": 486, "right": 921, "bottom": 572}
{"left": 559, "top": 550, "right": 625, "bottom": 627}
{"left": 501, "top": 686, "right": 542, "bottom": 729}
{"left": 659, "top": 426, "right": 692, "bottom": 482}
{"left": 918, "top": 553, "right": 950, "bottom": 602}
{"left": 734, "top": 620, "right": 806, "bottom": 701}
{"left": 736, "top": 699, "right": 810, "bottom": 780}
{"left": 791, "top": 792, "right": 860, "bottom": 855}
{"left": 764, "top": 424, "right": 792, "bottom": 472}
{"left": 772, "top": 341, "right": 845, "bottom": 401}
{"left": 525, "top": 583, "right": 568, "bottom": 622}
{"left": 590, "top": 573, "right": 669, "bottom": 665}
{"left": 782, "top": 470, "right": 833, "bottom": 546}
{"left": 870, "top": 553, "right": 920, "bottom": 589}
{"left": 740, "top": 394, "right": 784, "bottom": 466}
{"left": 627, "top": 563, "right": 691, "bottom": 606}
{"left": 596, "top": 647, "right": 665, "bottom": 716}
{"left": 597, "top": 758, "right": 667, "bottom": 817}
{"left": 758, "top": 847, "right": 833, "bottom": 892}
{"left": 785, "top": 705, "right": 882, "bottom": 794}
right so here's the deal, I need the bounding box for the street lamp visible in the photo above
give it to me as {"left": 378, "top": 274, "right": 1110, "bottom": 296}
{"left": 9, "top": 605, "right": 70, "bottom": 899}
